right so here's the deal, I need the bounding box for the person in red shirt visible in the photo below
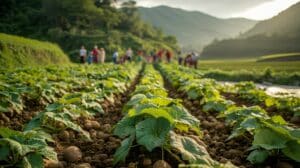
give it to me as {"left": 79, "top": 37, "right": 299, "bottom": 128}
{"left": 92, "top": 45, "right": 99, "bottom": 63}
{"left": 157, "top": 49, "right": 164, "bottom": 62}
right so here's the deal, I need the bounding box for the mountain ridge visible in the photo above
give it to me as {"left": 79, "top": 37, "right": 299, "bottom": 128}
{"left": 138, "top": 5, "right": 257, "bottom": 51}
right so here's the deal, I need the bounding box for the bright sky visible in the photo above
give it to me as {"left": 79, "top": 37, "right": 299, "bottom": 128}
{"left": 135, "top": 0, "right": 300, "bottom": 20}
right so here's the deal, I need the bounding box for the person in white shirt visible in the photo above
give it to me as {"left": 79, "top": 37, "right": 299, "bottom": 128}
{"left": 126, "top": 48, "right": 133, "bottom": 62}
{"left": 79, "top": 46, "right": 87, "bottom": 63}
{"left": 99, "top": 48, "right": 106, "bottom": 63}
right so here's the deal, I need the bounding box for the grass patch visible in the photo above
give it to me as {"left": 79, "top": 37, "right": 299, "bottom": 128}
{"left": 0, "top": 33, "right": 70, "bottom": 69}
{"left": 257, "top": 53, "right": 300, "bottom": 62}
{"left": 198, "top": 60, "right": 300, "bottom": 73}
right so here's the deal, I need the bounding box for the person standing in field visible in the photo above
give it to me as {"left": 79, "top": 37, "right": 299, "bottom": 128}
{"left": 126, "top": 48, "right": 133, "bottom": 62}
{"left": 178, "top": 50, "right": 183, "bottom": 65}
{"left": 88, "top": 51, "right": 93, "bottom": 64}
{"left": 79, "top": 46, "right": 87, "bottom": 63}
{"left": 166, "top": 50, "right": 172, "bottom": 63}
{"left": 100, "top": 48, "right": 106, "bottom": 63}
{"left": 112, "top": 50, "right": 118, "bottom": 64}
{"left": 191, "top": 52, "right": 198, "bottom": 69}
{"left": 92, "top": 45, "right": 99, "bottom": 63}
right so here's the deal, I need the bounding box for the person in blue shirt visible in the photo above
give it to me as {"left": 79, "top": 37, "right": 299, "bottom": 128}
{"left": 112, "top": 50, "right": 119, "bottom": 64}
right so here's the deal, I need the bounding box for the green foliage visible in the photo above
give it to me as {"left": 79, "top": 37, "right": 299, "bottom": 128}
{"left": 0, "top": 0, "right": 178, "bottom": 62}
{"left": 220, "top": 105, "right": 300, "bottom": 163}
{"left": 0, "top": 33, "right": 70, "bottom": 69}
{"left": 113, "top": 65, "right": 202, "bottom": 164}
{"left": 0, "top": 127, "right": 57, "bottom": 168}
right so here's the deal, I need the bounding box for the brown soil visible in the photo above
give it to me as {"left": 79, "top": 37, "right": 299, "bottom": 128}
{"left": 51, "top": 68, "right": 147, "bottom": 168}
{"left": 164, "top": 80, "right": 253, "bottom": 168}
{"left": 0, "top": 98, "right": 44, "bottom": 130}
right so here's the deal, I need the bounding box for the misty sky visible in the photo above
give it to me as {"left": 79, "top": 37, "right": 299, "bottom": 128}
{"left": 135, "top": 0, "right": 300, "bottom": 20}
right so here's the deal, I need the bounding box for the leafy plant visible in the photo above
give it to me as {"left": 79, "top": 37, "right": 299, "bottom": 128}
{"left": 0, "top": 127, "right": 57, "bottom": 168}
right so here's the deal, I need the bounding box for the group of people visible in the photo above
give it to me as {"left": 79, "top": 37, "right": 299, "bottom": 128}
{"left": 179, "top": 52, "right": 199, "bottom": 69}
{"left": 79, "top": 45, "right": 199, "bottom": 69}
{"left": 144, "top": 49, "right": 173, "bottom": 63}
{"left": 79, "top": 45, "right": 106, "bottom": 64}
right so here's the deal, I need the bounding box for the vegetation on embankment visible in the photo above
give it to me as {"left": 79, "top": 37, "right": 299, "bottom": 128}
{"left": 0, "top": 0, "right": 179, "bottom": 62}
{"left": 0, "top": 33, "right": 70, "bottom": 69}
{"left": 196, "top": 60, "right": 300, "bottom": 86}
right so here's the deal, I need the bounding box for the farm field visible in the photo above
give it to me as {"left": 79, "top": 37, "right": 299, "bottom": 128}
{"left": 198, "top": 60, "right": 300, "bottom": 72}
{"left": 195, "top": 60, "right": 300, "bottom": 86}
{"left": 0, "top": 63, "right": 299, "bottom": 168}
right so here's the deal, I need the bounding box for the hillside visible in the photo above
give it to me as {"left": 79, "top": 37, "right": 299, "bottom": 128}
{"left": 0, "top": 0, "right": 178, "bottom": 62}
{"left": 201, "top": 2, "right": 300, "bottom": 59}
{"left": 139, "top": 6, "right": 257, "bottom": 51}
{"left": 0, "top": 33, "right": 70, "bottom": 69}
{"left": 242, "top": 2, "right": 300, "bottom": 37}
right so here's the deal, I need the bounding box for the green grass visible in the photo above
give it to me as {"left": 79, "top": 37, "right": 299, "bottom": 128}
{"left": 198, "top": 60, "right": 300, "bottom": 73}
{"left": 0, "top": 33, "right": 70, "bottom": 69}
{"left": 257, "top": 53, "right": 300, "bottom": 62}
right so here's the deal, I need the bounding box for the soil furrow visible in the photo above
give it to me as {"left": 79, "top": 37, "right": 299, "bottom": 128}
{"left": 52, "top": 67, "right": 144, "bottom": 168}
{"left": 160, "top": 75, "right": 253, "bottom": 168}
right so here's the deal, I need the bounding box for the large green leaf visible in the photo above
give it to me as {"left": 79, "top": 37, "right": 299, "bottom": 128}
{"left": 282, "top": 140, "right": 300, "bottom": 162}
{"left": 136, "top": 118, "right": 172, "bottom": 151}
{"left": 170, "top": 132, "right": 217, "bottom": 166}
{"left": 247, "top": 150, "right": 269, "bottom": 164}
{"left": 113, "top": 135, "right": 134, "bottom": 164}
{"left": 253, "top": 128, "right": 288, "bottom": 150}
{"left": 26, "top": 153, "right": 43, "bottom": 168}
{"left": 114, "top": 116, "right": 139, "bottom": 138}
{"left": 132, "top": 107, "right": 175, "bottom": 124}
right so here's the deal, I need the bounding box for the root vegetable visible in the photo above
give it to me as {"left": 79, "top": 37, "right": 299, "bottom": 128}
{"left": 44, "top": 160, "right": 64, "bottom": 168}
{"left": 59, "top": 131, "right": 70, "bottom": 141}
{"left": 84, "top": 121, "right": 93, "bottom": 130}
{"left": 75, "top": 163, "right": 91, "bottom": 168}
{"left": 63, "top": 146, "right": 82, "bottom": 162}
{"left": 153, "top": 160, "right": 171, "bottom": 168}
{"left": 102, "top": 124, "right": 111, "bottom": 133}
{"left": 90, "top": 121, "right": 100, "bottom": 129}
{"left": 128, "top": 162, "right": 137, "bottom": 168}
{"left": 142, "top": 158, "right": 152, "bottom": 167}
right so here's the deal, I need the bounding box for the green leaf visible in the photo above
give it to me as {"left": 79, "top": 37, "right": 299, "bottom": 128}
{"left": 0, "top": 146, "right": 10, "bottom": 160}
{"left": 133, "top": 107, "right": 175, "bottom": 124}
{"left": 136, "top": 118, "right": 172, "bottom": 151}
{"left": 27, "top": 153, "right": 43, "bottom": 168}
{"left": 265, "top": 98, "right": 276, "bottom": 107}
{"left": 247, "top": 150, "right": 269, "bottom": 164}
{"left": 113, "top": 135, "right": 134, "bottom": 164}
{"left": 271, "top": 115, "right": 287, "bottom": 125}
{"left": 45, "top": 103, "right": 63, "bottom": 112}
{"left": 170, "top": 132, "right": 217, "bottom": 166}
{"left": 282, "top": 140, "right": 300, "bottom": 162}
{"left": 114, "top": 116, "right": 139, "bottom": 138}
{"left": 253, "top": 128, "right": 288, "bottom": 150}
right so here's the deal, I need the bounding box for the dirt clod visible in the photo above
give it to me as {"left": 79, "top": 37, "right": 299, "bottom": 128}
{"left": 63, "top": 146, "right": 82, "bottom": 162}
{"left": 153, "top": 160, "right": 171, "bottom": 168}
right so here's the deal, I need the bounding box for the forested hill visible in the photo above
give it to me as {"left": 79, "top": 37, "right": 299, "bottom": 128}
{"left": 241, "top": 2, "right": 300, "bottom": 38}
{"left": 201, "top": 2, "right": 300, "bottom": 60}
{"left": 138, "top": 6, "right": 257, "bottom": 51}
{"left": 0, "top": 0, "right": 178, "bottom": 62}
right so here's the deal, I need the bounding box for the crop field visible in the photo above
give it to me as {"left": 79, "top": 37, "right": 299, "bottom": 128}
{"left": 198, "top": 60, "right": 300, "bottom": 72}
{"left": 0, "top": 63, "right": 300, "bottom": 168}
